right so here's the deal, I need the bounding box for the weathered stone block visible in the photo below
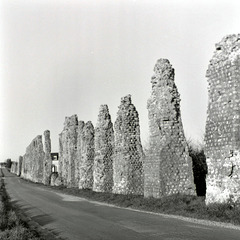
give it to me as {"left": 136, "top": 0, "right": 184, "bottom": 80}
{"left": 43, "top": 130, "right": 52, "bottom": 185}
{"left": 113, "top": 95, "right": 144, "bottom": 195}
{"left": 144, "top": 59, "right": 195, "bottom": 198}
{"left": 58, "top": 115, "right": 78, "bottom": 187}
{"left": 205, "top": 34, "right": 240, "bottom": 204}
{"left": 79, "top": 121, "right": 95, "bottom": 189}
{"left": 93, "top": 105, "right": 114, "bottom": 192}
{"left": 76, "top": 121, "right": 85, "bottom": 187}
{"left": 10, "top": 161, "right": 18, "bottom": 175}
{"left": 21, "top": 135, "right": 44, "bottom": 183}
{"left": 17, "top": 156, "right": 23, "bottom": 176}
{"left": 50, "top": 172, "right": 63, "bottom": 186}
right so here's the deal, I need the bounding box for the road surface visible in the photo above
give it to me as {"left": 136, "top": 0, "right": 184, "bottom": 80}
{"left": 2, "top": 168, "right": 240, "bottom": 240}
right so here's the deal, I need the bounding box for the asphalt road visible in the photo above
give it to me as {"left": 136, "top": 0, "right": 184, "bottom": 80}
{"left": 1, "top": 168, "right": 240, "bottom": 240}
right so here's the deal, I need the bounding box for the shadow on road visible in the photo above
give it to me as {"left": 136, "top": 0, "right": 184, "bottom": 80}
{"left": 12, "top": 200, "right": 55, "bottom": 226}
{"left": 10, "top": 200, "right": 65, "bottom": 239}
{"left": 32, "top": 214, "right": 55, "bottom": 226}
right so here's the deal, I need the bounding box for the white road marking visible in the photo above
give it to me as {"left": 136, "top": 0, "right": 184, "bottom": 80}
{"left": 55, "top": 192, "right": 86, "bottom": 202}
{"left": 185, "top": 224, "right": 212, "bottom": 230}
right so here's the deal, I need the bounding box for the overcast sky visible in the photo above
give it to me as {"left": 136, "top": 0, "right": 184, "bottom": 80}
{"left": 0, "top": 0, "right": 240, "bottom": 161}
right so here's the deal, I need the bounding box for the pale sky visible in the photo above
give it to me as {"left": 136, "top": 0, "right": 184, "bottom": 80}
{"left": 0, "top": 0, "right": 240, "bottom": 161}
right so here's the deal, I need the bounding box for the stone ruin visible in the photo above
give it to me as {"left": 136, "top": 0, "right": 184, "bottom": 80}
{"left": 11, "top": 156, "right": 23, "bottom": 176}
{"left": 43, "top": 130, "right": 52, "bottom": 185}
{"left": 58, "top": 116, "right": 95, "bottom": 189}
{"left": 57, "top": 104, "right": 144, "bottom": 194}
{"left": 93, "top": 105, "right": 114, "bottom": 192}
{"left": 21, "top": 135, "right": 44, "bottom": 183}
{"left": 144, "top": 59, "right": 195, "bottom": 198}
{"left": 18, "top": 131, "right": 52, "bottom": 185}
{"left": 205, "top": 34, "right": 240, "bottom": 204}
{"left": 58, "top": 115, "right": 78, "bottom": 187}
{"left": 11, "top": 39, "right": 240, "bottom": 203}
{"left": 17, "top": 156, "right": 23, "bottom": 176}
{"left": 19, "top": 56, "right": 240, "bottom": 200}
{"left": 10, "top": 161, "right": 18, "bottom": 175}
{"left": 10, "top": 156, "right": 23, "bottom": 176}
{"left": 78, "top": 121, "right": 95, "bottom": 189}
{"left": 75, "top": 121, "right": 85, "bottom": 187}
{"left": 113, "top": 95, "right": 144, "bottom": 195}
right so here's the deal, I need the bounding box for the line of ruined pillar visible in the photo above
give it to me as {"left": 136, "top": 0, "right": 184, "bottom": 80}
{"left": 10, "top": 58, "right": 198, "bottom": 199}
{"left": 9, "top": 34, "right": 240, "bottom": 204}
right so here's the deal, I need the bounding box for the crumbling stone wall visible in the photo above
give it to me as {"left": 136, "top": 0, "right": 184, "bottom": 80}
{"left": 78, "top": 121, "right": 95, "bottom": 189}
{"left": 17, "top": 156, "right": 23, "bottom": 176}
{"left": 93, "top": 105, "right": 114, "bottom": 192}
{"left": 10, "top": 161, "right": 18, "bottom": 175}
{"left": 205, "top": 34, "right": 240, "bottom": 204}
{"left": 21, "top": 135, "right": 44, "bottom": 183}
{"left": 58, "top": 117, "right": 95, "bottom": 189}
{"left": 144, "top": 59, "right": 195, "bottom": 198}
{"left": 43, "top": 130, "right": 52, "bottom": 185}
{"left": 76, "top": 121, "right": 85, "bottom": 187}
{"left": 58, "top": 115, "right": 78, "bottom": 187}
{"left": 113, "top": 95, "right": 144, "bottom": 195}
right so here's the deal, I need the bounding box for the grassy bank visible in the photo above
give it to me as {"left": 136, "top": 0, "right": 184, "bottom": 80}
{"left": 48, "top": 184, "right": 240, "bottom": 226}
{"left": 0, "top": 170, "right": 51, "bottom": 240}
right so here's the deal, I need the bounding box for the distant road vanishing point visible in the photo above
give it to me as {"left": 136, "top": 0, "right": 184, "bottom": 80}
{"left": 2, "top": 168, "right": 240, "bottom": 240}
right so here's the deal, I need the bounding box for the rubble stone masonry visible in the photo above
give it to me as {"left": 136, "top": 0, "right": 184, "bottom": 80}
{"left": 10, "top": 161, "right": 18, "bottom": 175}
{"left": 93, "top": 105, "right": 114, "bottom": 192}
{"left": 58, "top": 115, "right": 78, "bottom": 187}
{"left": 144, "top": 59, "right": 195, "bottom": 198}
{"left": 17, "top": 156, "right": 23, "bottom": 176}
{"left": 78, "top": 121, "right": 95, "bottom": 189}
{"left": 43, "top": 130, "right": 52, "bottom": 185}
{"left": 76, "top": 121, "right": 85, "bottom": 187}
{"left": 205, "top": 34, "right": 240, "bottom": 204}
{"left": 21, "top": 135, "right": 44, "bottom": 183}
{"left": 113, "top": 95, "right": 144, "bottom": 195}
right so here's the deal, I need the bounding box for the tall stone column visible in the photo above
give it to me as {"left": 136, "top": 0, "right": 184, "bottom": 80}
{"left": 43, "top": 130, "right": 52, "bottom": 185}
{"left": 76, "top": 121, "right": 85, "bottom": 187}
{"left": 58, "top": 115, "right": 78, "bottom": 187}
{"left": 205, "top": 34, "right": 240, "bottom": 204}
{"left": 21, "top": 135, "right": 44, "bottom": 183}
{"left": 144, "top": 59, "right": 195, "bottom": 198}
{"left": 79, "top": 121, "right": 95, "bottom": 189}
{"left": 17, "top": 156, "right": 23, "bottom": 177}
{"left": 93, "top": 105, "right": 114, "bottom": 192}
{"left": 21, "top": 154, "right": 27, "bottom": 179}
{"left": 58, "top": 135, "right": 63, "bottom": 179}
{"left": 113, "top": 95, "right": 144, "bottom": 195}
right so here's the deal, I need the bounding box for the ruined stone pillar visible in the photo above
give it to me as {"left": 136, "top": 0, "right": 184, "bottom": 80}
{"left": 32, "top": 135, "right": 44, "bottom": 183}
{"left": 21, "top": 154, "right": 27, "bottom": 179}
{"left": 14, "top": 162, "right": 18, "bottom": 174}
{"left": 76, "top": 121, "right": 85, "bottom": 187}
{"left": 79, "top": 121, "right": 95, "bottom": 189}
{"left": 144, "top": 59, "right": 195, "bottom": 198}
{"left": 113, "top": 95, "right": 144, "bottom": 195}
{"left": 21, "top": 135, "right": 44, "bottom": 183}
{"left": 43, "top": 130, "right": 52, "bottom": 185}
{"left": 58, "top": 115, "right": 78, "bottom": 187}
{"left": 17, "top": 156, "right": 23, "bottom": 177}
{"left": 205, "top": 34, "right": 240, "bottom": 204}
{"left": 15, "top": 162, "right": 18, "bottom": 174}
{"left": 93, "top": 105, "right": 114, "bottom": 192}
{"left": 58, "top": 133, "right": 63, "bottom": 179}
{"left": 10, "top": 162, "right": 16, "bottom": 174}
